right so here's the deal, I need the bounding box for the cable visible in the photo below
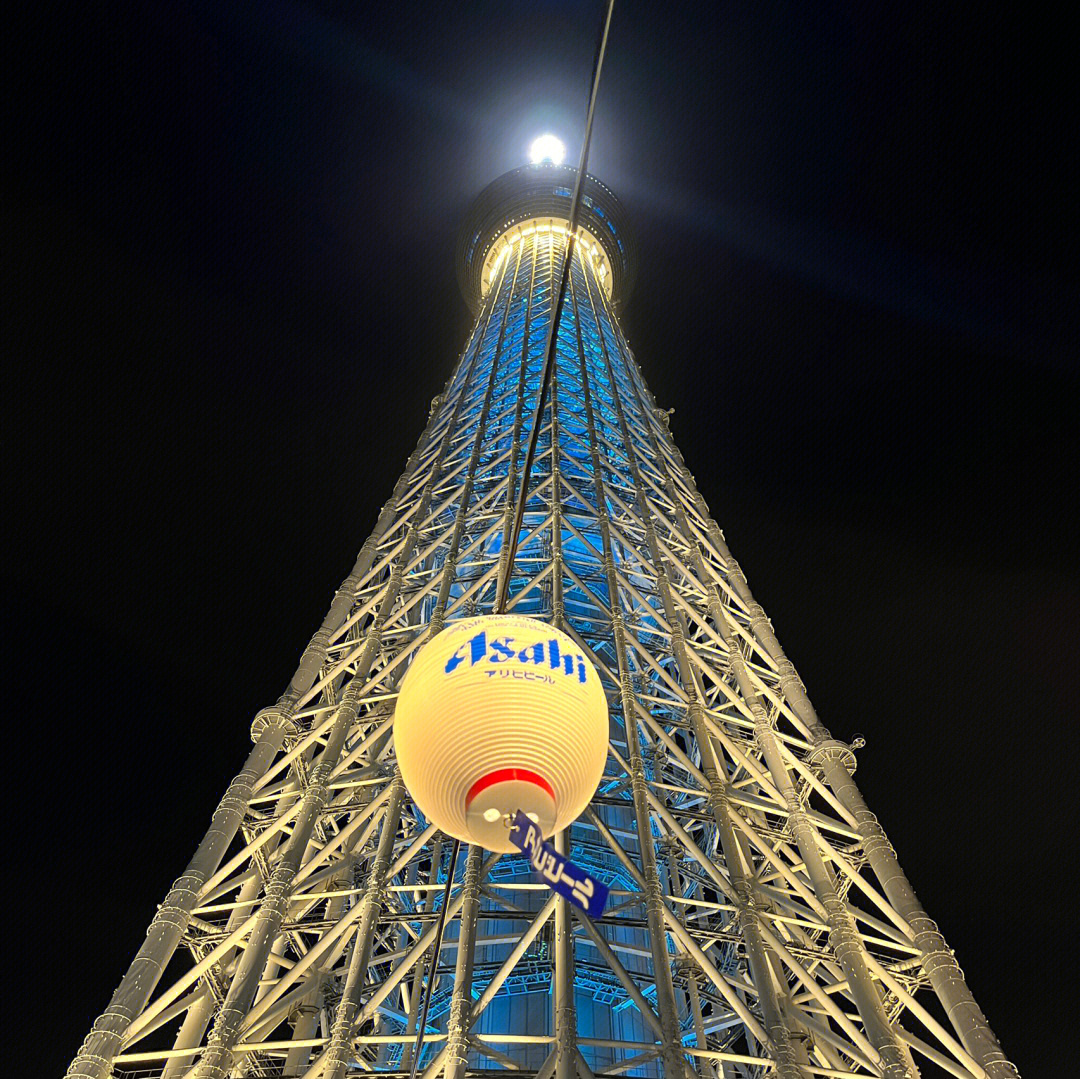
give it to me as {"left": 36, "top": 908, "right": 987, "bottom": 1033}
{"left": 407, "top": 837, "right": 461, "bottom": 1079}
{"left": 404, "top": 3, "right": 615, "bottom": 1070}
{"left": 493, "top": 0, "right": 616, "bottom": 615}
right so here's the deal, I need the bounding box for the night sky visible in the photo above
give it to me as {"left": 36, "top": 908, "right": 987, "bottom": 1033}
{"left": 9, "top": 2, "right": 1074, "bottom": 1073}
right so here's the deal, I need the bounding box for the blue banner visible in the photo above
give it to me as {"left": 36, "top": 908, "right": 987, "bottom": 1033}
{"left": 507, "top": 810, "right": 610, "bottom": 917}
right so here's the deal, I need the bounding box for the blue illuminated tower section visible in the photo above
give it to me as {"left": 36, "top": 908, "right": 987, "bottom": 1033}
{"left": 441, "top": 164, "right": 658, "bottom": 1074}
{"left": 69, "top": 163, "right": 1016, "bottom": 1079}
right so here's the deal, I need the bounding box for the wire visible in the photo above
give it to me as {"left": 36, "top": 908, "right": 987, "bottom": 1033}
{"left": 493, "top": 0, "right": 616, "bottom": 615}
{"left": 405, "top": 2, "right": 615, "bottom": 1070}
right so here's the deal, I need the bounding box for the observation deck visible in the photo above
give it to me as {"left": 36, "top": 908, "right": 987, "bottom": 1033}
{"left": 457, "top": 163, "right": 636, "bottom": 314}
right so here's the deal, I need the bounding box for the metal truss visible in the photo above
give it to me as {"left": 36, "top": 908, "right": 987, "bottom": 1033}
{"left": 69, "top": 223, "right": 1017, "bottom": 1079}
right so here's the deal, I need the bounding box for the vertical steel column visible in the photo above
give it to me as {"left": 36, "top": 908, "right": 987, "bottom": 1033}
{"left": 584, "top": 807, "right": 771, "bottom": 1049}
{"left": 665, "top": 852, "right": 713, "bottom": 1079}
{"left": 160, "top": 764, "right": 323, "bottom": 1079}
{"left": 429, "top": 239, "right": 522, "bottom": 639}
{"left": 444, "top": 843, "right": 484, "bottom": 1079}
{"left": 578, "top": 268, "right": 810, "bottom": 1079}
{"left": 495, "top": 233, "right": 540, "bottom": 605}
{"left": 566, "top": 260, "right": 688, "bottom": 1079}
{"left": 588, "top": 275, "right": 918, "bottom": 1074}
{"left": 400, "top": 835, "right": 444, "bottom": 1074}
{"left": 272, "top": 761, "right": 393, "bottom": 1075}
{"left": 657, "top": 841, "right": 694, "bottom": 1063}
{"left": 281, "top": 865, "right": 353, "bottom": 1075}
{"left": 553, "top": 829, "right": 577, "bottom": 1079}
{"left": 159, "top": 871, "right": 265, "bottom": 1079}
{"left": 320, "top": 777, "right": 407, "bottom": 1079}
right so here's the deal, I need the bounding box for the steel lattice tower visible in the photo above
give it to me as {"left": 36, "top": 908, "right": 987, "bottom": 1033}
{"left": 70, "top": 163, "right": 1016, "bottom": 1079}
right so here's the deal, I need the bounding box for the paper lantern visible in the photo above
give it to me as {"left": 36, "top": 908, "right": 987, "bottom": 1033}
{"left": 393, "top": 615, "right": 609, "bottom": 852}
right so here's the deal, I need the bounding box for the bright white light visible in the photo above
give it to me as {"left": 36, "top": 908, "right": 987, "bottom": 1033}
{"left": 529, "top": 134, "right": 566, "bottom": 165}
{"left": 483, "top": 808, "right": 502, "bottom": 823}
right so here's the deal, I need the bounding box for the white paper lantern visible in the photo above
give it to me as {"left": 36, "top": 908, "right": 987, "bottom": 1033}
{"left": 393, "top": 615, "right": 609, "bottom": 851}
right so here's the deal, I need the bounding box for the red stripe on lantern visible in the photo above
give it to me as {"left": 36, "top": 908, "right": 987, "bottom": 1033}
{"left": 465, "top": 768, "right": 555, "bottom": 808}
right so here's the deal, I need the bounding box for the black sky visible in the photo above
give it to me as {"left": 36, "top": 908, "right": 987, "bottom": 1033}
{"left": 8, "top": 2, "right": 1075, "bottom": 1073}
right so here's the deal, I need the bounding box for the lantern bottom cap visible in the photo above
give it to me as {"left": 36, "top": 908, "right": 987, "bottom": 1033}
{"left": 464, "top": 771, "right": 557, "bottom": 852}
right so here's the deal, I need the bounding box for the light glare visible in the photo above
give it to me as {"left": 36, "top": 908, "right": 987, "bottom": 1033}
{"left": 529, "top": 134, "right": 566, "bottom": 165}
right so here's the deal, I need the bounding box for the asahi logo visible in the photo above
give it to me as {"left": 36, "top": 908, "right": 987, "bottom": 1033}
{"left": 444, "top": 629, "right": 588, "bottom": 685}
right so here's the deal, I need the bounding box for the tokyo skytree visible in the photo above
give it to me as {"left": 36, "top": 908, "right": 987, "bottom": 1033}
{"left": 68, "top": 154, "right": 1017, "bottom": 1079}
